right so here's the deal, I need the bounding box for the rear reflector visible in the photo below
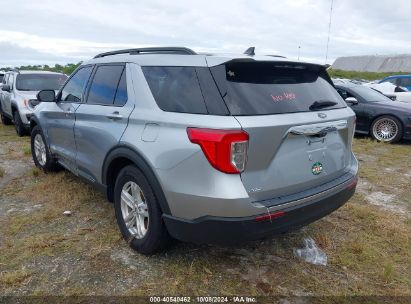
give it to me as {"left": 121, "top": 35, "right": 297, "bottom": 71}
{"left": 347, "top": 177, "right": 358, "bottom": 190}
{"left": 187, "top": 128, "right": 249, "bottom": 174}
{"left": 254, "top": 211, "right": 286, "bottom": 222}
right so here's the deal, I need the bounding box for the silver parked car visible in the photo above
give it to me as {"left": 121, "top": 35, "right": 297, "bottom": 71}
{"left": 0, "top": 70, "right": 67, "bottom": 136}
{"left": 30, "top": 47, "right": 358, "bottom": 254}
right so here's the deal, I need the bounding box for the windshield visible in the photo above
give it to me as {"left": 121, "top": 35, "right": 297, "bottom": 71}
{"left": 16, "top": 74, "right": 67, "bottom": 91}
{"left": 210, "top": 62, "right": 346, "bottom": 115}
{"left": 351, "top": 86, "right": 392, "bottom": 102}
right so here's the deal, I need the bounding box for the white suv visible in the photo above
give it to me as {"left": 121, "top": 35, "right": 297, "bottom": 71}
{"left": 0, "top": 70, "right": 67, "bottom": 135}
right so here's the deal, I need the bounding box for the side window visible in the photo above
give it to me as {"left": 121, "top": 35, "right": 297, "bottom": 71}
{"left": 87, "top": 65, "right": 124, "bottom": 105}
{"left": 61, "top": 66, "right": 93, "bottom": 103}
{"left": 142, "top": 66, "right": 207, "bottom": 114}
{"left": 114, "top": 69, "right": 128, "bottom": 106}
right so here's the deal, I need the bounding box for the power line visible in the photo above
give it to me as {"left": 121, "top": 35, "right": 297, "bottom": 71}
{"left": 325, "top": 0, "right": 334, "bottom": 64}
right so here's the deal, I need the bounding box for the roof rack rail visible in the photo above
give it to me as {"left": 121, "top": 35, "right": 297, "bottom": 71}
{"left": 94, "top": 47, "right": 197, "bottom": 58}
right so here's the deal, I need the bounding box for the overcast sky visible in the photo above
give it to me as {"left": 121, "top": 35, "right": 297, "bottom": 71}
{"left": 0, "top": 0, "right": 410, "bottom": 67}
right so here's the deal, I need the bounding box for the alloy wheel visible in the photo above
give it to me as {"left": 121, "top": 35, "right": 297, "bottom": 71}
{"left": 34, "top": 134, "right": 47, "bottom": 166}
{"left": 120, "top": 181, "right": 149, "bottom": 239}
{"left": 372, "top": 118, "right": 398, "bottom": 142}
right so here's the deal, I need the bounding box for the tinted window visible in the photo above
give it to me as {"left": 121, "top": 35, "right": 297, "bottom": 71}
{"left": 211, "top": 62, "right": 346, "bottom": 115}
{"left": 87, "top": 65, "right": 124, "bottom": 105}
{"left": 61, "top": 66, "right": 93, "bottom": 103}
{"left": 399, "top": 77, "right": 411, "bottom": 87}
{"left": 142, "top": 66, "right": 207, "bottom": 114}
{"left": 114, "top": 69, "right": 128, "bottom": 106}
{"left": 16, "top": 74, "right": 67, "bottom": 91}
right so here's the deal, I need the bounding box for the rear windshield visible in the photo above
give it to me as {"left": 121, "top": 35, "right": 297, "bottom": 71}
{"left": 211, "top": 62, "right": 346, "bottom": 115}
{"left": 16, "top": 74, "right": 68, "bottom": 91}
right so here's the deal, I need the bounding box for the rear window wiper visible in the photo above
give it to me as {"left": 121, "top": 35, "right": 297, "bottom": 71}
{"left": 309, "top": 100, "right": 338, "bottom": 111}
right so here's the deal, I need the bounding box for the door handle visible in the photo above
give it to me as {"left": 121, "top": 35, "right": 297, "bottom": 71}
{"left": 106, "top": 111, "right": 123, "bottom": 120}
{"left": 64, "top": 109, "right": 73, "bottom": 116}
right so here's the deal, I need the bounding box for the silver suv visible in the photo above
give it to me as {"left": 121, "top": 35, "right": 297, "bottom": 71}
{"left": 0, "top": 70, "right": 67, "bottom": 136}
{"left": 30, "top": 47, "right": 358, "bottom": 254}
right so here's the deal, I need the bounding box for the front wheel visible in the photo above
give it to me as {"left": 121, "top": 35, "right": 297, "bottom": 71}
{"left": 114, "top": 165, "right": 171, "bottom": 254}
{"left": 31, "top": 126, "right": 58, "bottom": 172}
{"left": 14, "top": 111, "right": 27, "bottom": 136}
{"left": 370, "top": 115, "right": 403, "bottom": 143}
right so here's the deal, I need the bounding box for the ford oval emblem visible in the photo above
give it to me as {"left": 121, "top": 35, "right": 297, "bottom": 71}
{"left": 318, "top": 113, "right": 327, "bottom": 119}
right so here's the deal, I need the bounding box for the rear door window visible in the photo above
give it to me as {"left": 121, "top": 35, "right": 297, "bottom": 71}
{"left": 142, "top": 66, "right": 208, "bottom": 114}
{"left": 211, "top": 62, "right": 346, "bottom": 115}
{"left": 87, "top": 65, "right": 125, "bottom": 105}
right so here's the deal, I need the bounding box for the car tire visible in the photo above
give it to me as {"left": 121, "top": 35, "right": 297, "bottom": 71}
{"left": 13, "top": 111, "right": 27, "bottom": 137}
{"left": 31, "top": 125, "right": 59, "bottom": 172}
{"left": 114, "top": 165, "right": 171, "bottom": 254}
{"left": 1, "top": 114, "right": 12, "bottom": 125}
{"left": 370, "top": 115, "right": 403, "bottom": 143}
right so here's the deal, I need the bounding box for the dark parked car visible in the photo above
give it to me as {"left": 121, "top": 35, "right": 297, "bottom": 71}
{"left": 335, "top": 84, "right": 411, "bottom": 143}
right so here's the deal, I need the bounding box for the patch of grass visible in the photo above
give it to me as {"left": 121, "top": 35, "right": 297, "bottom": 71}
{"left": 327, "top": 68, "right": 410, "bottom": 81}
{"left": 382, "top": 263, "right": 395, "bottom": 283}
{"left": 31, "top": 167, "right": 40, "bottom": 177}
{"left": 0, "top": 269, "right": 31, "bottom": 286}
{"left": 23, "top": 145, "right": 31, "bottom": 155}
{"left": 0, "top": 166, "right": 4, "bottom": 178}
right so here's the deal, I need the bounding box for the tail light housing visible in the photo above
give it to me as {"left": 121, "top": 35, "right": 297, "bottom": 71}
{"left": 187, "top": 128, "right": 249, "bottom": 174}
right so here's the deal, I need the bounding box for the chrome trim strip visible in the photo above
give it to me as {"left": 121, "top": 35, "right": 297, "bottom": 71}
{"left": 287, "top": 120, "right": 347, "bottom": 137}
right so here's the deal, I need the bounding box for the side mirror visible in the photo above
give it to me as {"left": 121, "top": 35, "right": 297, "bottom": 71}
{"left": 1, "top": 85, "right": 10, "bottom": 92}
{"left": 37, "top": 90, "right": 56, "bottom": 102}
{"left": 345, "top": 97, "right": 358, "bottom": 105}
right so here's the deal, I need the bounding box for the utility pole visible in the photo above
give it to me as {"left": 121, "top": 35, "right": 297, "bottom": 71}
{"left": 298, "top": 46, "right": 301, "bottom": 61}
{"left": 325, "top": 0, "right": 334, "bottom": 64}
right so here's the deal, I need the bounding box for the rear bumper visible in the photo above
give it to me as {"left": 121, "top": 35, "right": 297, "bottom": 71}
{"left": 163, "top": 176, "right": 357, "bottom": 245}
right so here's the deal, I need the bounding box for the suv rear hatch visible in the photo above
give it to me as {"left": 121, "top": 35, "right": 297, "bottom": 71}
{"left": 209, "top": 60, "right": 356, "bottom": 204}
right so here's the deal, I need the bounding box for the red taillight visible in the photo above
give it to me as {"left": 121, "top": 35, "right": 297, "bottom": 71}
{"left": 187, "top": 128, "right": 249, "bottom": 174}
{"left": 254, "top": 211, "right": 286, "bottom": 222}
